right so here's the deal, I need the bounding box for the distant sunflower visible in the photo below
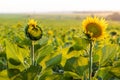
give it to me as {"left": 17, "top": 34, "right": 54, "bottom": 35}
{"left": 25, "top": 19, "right": 42, "bottom": 41}
{"left": 47, "top": 30, "right": 53, "bottom": 36}
{"left": 82, "top": 16, "right": 108, "bottom": 40}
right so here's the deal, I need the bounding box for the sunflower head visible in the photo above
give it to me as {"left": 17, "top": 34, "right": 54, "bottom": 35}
{"left": 47, "top": 30, "right": 53, "bottom": 36}
{"left": 82, "top": 16, "right": 108, "bottom": 40}
{"left": 25, "top": 19, "right": 42, "bottom": 41}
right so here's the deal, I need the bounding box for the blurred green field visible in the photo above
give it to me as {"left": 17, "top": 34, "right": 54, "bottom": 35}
{"left": 0, "top": 13, "right": 120, "bottom": 80}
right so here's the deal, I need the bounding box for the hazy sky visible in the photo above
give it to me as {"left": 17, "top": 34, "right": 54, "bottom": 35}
{"left": 0, "top": 0, "right": 120, "bottom": 13}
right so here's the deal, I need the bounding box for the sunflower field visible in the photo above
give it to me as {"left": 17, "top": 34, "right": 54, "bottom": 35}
{"left": 0, "top": 14, "right": 120, "bottom": 80}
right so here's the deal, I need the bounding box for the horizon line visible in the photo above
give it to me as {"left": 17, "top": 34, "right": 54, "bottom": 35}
{"left": 0, "top": 10, "right": 120, "bottom": 14}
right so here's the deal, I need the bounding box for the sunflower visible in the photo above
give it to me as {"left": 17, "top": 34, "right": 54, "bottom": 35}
{"left": 47, "top": 30, "right": 53, "bottom": 36}
{"left": 25, "top": 19, "right": 42, "bottom": 41}
{"left": 82, "top": 16, "right": 108, "bottom": 40}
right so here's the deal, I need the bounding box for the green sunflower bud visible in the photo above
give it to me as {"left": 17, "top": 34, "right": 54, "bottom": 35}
{"left": 25, "top": 19, "right": 42, "bottom": 41}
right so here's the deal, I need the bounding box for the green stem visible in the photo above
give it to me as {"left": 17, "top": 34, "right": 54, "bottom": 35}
{"left": 31, "top": 41, "right": 35, "bottom": 65}
{"left": 89, "top": 40, "right": 93, "bottom": 80}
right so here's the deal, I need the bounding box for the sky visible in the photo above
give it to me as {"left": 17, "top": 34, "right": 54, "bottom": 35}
{"left": 0, "top": 0, "right": 120, "bottom": 13}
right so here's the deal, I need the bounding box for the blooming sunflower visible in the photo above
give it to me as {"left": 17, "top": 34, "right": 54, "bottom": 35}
{"left": 82, "top": 16, "right": 108, "bottom": 40}
{"left": 25, "top": 19, "right": 42, "bottom": 41}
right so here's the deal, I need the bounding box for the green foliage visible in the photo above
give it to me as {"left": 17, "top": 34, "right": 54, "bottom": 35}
{"left": 36, "top": 44, "right": 54, "bottom": 63}
{"left": 46, "top": 54, "right": 62, "bottom": 67}
{"left": 72, "top": 37, "right": 89, "bottom": 51}
{"left": 100, "top": 44, "right": 119, "bottom": 66}
{"left": 0, "top": 14, "right": 120, "bottom": 80}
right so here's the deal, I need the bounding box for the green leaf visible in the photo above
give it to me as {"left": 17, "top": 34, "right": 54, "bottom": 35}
{"left": 44, "top": 70, "right": 79, "bottom": 80}
{"left": 39, "top": 68, "right": 52, "bottom": 80}
{"left": 8, "top": 58, "right": 21, "bottom": 66}
{"left": 0, "top": 70, "right": 9, "bottom": 80}
{"left": 97, "top": 67, "right": 113, "bottom": 80}
{"left": 45, "top": 74, "right": 65, "bottom": 80}
{"left": 109, "top": 67, "right": 120, "bottom": 78}
{"left": 113, "top": 61, "right": 120, "bottom": 67}
{"left": 6, "top": 40, "right": 29, "bottom": 65}
{"left": 20, "top": 38, "right": 32, "bottom": 46}
{"left": 46, "top": 54, "right": 62, "bottom": 67}
{"left": 0, "top": 52, "right": 7, "bottom": 71}
{"left": 6, "top": 41, "right": 23, "bottom": 68}
{"left": 76, "top": 56, "right": 88, "bottom": 76}
{"left": 100, "top": 44, "right": 118, "bottom": 66}
{"left": 12, "top": 65, "right": 42, "bottom": 80}
{"left": 8, "top": 68, "right": 20, "bottom": 78}
{"left": 93, "top": 54, "right": 100, "bottom": 62}
{"left": 38, "top": 36, "right": 48, "bottom": 46}
{"left": 64, "top": 71, "right": 81, "bottom": 79}
{"left": 5, "top": 40, "right": 29, "bottom": 78}
{"left": 64, "top": 57, "right": 76, "bottom": 71}
{"left": 36, "top": 45, "right": 54, "bottom": 64}
{"left": 64, "top": 56, "right": 88, "bottom": 77}
{"left": 68, "top": 37, "right": 89, "bottom": 52}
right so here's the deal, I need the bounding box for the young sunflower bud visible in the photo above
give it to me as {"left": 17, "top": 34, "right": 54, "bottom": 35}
{"left": 25, "top": 19, "right": 42, "bottom": 41}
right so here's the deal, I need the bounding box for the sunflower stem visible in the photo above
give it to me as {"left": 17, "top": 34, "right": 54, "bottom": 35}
{"left": 31, "top": 41, "right": 35, "bottom": 65}
{"left": 89, "top": 40, "right": 93, "bottom": 80}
